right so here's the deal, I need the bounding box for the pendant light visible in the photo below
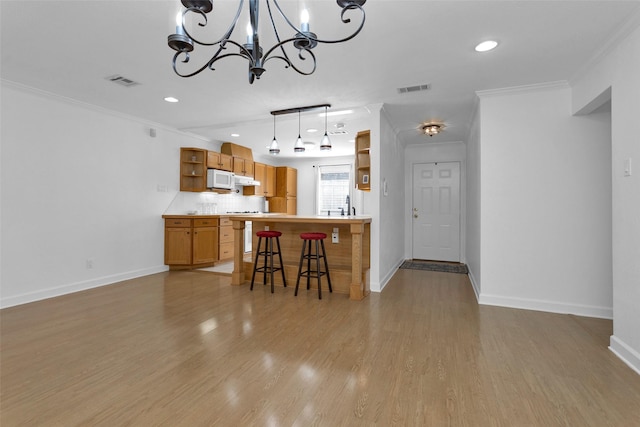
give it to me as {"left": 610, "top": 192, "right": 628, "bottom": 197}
{"left": 269, "top": 115, "right": 280, "bottom": 155}
{"left": 294, "top": 110, "right": 305, "bottom": 153}
{"left": 320, "top": 105, "right": 332, "bottom": 151}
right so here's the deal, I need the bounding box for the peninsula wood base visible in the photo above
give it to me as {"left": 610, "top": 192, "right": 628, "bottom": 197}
{"left": 230, "top": 215, "right": 371, "bottom": 300}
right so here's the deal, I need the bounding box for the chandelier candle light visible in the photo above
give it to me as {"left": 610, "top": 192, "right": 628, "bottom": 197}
{"left": 168, "top": 0, "right": 367, "bottom": 84}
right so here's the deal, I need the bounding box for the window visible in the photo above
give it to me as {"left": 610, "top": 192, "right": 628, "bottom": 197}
{"left": 316, "top": 164, "right": 352, "bottom": 216}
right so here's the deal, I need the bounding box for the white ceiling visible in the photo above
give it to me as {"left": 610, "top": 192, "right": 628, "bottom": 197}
{"left": 2, "top": 1, "right": 639, "bottom": 159}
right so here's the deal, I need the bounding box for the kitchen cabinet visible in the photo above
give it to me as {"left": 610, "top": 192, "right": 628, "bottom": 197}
{"left": 180, "top": 148, "right": 207, "bottom": 192}
{"left": 221, "top": 142, "right": 255, "bottom": 177}
{"left": 269, "top": 196, "right": 297, "bottom": 215}
{"left": 243, "top": 162, "right": 275, "bottom": 197}
{"left": 232, "top": 156, "right": 255, "bottom": 177}
{"left": 218, "top": 217, "right": 234, "bottom": 260}
{"left": 207, "top": 151, "right": 233, "bottom": 171}
{"left": 270, "top": 166, "right": 297, "bottom": 214}
{"left": 355, "top": 130, "right": 370, "bottom": 191}
{"left": 275, "top": 166, "right": 297, "bottom": 197}
{"left": 192, "top": 219, "right": 218, "bottom": 264}
{"left": 163, "top": 216, "right": 231, "bottom": 269}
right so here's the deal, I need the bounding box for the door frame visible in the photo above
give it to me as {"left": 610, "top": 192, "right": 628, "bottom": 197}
{"left": 405, "top": 155, "right": 466, "bottom": 264}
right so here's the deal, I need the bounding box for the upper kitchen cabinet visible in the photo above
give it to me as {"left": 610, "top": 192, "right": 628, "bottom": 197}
{"left": 355, "top": 130, "right": 371, "bottom": 191}
{"left": 276, "top": 166, "right": 297, "bottom": 197}
{"left": 221, "top": 142, "right": 255, "bottom": 177}
{"left": 207, "top": 151, "right": 233, "bottom": 172}
{"left": 180, "top": 147, "right": 207, "bottom": 192}
{"left": 243, "top": 162, "right": 276, "bottom": 197}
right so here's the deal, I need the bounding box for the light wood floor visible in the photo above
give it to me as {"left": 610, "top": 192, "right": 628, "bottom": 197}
{"left": 2, "top": 269, "right": 639, "bottom": 426}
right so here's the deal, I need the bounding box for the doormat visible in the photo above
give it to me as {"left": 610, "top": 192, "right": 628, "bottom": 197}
{"left": 399, "top": 260, "right": 468, "bottom": 274}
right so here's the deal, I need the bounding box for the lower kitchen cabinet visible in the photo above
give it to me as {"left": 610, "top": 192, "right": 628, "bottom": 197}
{"left": 164, "top": 217, "right": 231, "bottom": 269}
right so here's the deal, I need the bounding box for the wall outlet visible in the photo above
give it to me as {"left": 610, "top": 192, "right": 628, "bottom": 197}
{"left": 264, "top": 225, "right": 269, "bottom": 231}
{"left": 86, "top": 258, "right": 94, "bottom": 269}
{"left": 332, "top": 228, "right": 339, "bottom": 244}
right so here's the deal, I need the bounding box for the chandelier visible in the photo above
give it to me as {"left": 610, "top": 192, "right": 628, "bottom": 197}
{"left": 421, "top": 123, "right": 443, "bottom": 137}
{"left": 168, "top": 0, "right": 367, "bottom": 84}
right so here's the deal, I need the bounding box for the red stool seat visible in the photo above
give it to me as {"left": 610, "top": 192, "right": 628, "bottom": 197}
{"left": 300, "top": 232, "right": 327, "bottom": 240}
{"left": 257, "top": 230, "right": 282, "bottom": 238}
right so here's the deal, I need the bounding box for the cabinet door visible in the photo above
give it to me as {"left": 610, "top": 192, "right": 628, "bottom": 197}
{"left": 286, "top": 197, "right": 297, "bottom": 215}
{"left": 219, "top": 153, "right": 233, "bottom": 171}
{"left": 165, "top": 228, "right": 192, "bottom": 265}
{"left": 244, "top": 160, "right": 255, "bottom": 178}
{"left": 193, "top": 227, "right": 217, "bottom": 264}
{"left": 265, "top": 165, "right": 276, "bottom": 197}
{"left": 243, "top": 162, "right": 265, "bottom": 196}
{"left": 232, "top": 157, "right": 245, "bottom": 176}
{"left": 287, "top": 168, "right": 297, "bottom": 197}
{"left": 207, "top": 151, "right": 221, "bottom": 169}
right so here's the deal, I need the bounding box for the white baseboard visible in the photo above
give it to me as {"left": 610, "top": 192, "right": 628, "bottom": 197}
{"left": 0, "top": 265, "right": 169, "bottom": 309}
{"left": 467, "top": 268, "right": 480, "bottom": 301}
{"left": 609, "top": 335, "right": 640, "bottom": 376}
{"left": 478, "top": 293, "right": 613, "bottom": 319}
{"left": 371, "top": 257, "right": 406, "bottom": 293}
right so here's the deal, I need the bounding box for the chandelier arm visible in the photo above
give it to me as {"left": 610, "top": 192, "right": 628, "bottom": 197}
{"left": 307, "top": 5, "right": 366, "bottom": 45}
{"left": 269, "top": 1, "right": 365, "bottom": 46}
{"left": 172, "top": 40, "right": 255, "bottom": 78}
{"left": 181, "top": 1, "right": 244, "bottom": 47}
{"left": 260, "top": 37, "right": 317, "bottom": 75}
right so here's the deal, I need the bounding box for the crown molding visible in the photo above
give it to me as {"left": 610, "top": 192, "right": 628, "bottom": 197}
{"left": 476, "top": 80, "right": 569, "bottom": 98}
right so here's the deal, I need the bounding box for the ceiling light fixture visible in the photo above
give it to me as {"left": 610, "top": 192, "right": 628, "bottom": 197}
{"left": 475, "top": 40, "right": 498, "bottom": 52}
{"left": 168, "top": 0, "right": 367, "bottom": 84}
{"left": 269, "top": 115, "right": 280, "bottom": 155}
{"left": 164, "top": 96, "right": 179, "bottom": 103}
{"left": 269, "top": 103, "right": 330, "bottom": 154}
{"left": 294, "top": 111, "right": 305, "bottom": 153}
{"left": 320, "top": 106, "right": 332, "bottom": 151}
{"left": 421, "top": 123, "right": 443, "bottom": 137}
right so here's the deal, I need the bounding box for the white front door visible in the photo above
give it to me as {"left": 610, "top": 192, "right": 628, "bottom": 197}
{"left": 412, "top": 162, "right": 461, "bottom": 262}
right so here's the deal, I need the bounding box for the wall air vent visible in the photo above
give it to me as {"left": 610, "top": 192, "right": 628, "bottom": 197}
{"left": 105, "top": 74, "right": 140, "bottom": 87}
{"left": 328, "top": 130, "right": 349, "bottom": 136}
{"left": 397, "top": 83, "right": 431, "bottom": 94}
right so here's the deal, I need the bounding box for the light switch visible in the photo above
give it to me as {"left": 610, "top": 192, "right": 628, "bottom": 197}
{"left": 624, "top": 157, "right": 632, "bottom": 177}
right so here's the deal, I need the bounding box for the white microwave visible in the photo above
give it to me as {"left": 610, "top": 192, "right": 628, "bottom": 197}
{"left": 207, "top": 169, "right": 234, "bottom": 190}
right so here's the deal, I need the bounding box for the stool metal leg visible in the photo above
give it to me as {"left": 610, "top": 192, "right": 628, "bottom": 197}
{"left": 306, "top": 240, "right": 312, "bottom": 290}
{"left": 294, "top": 239, "right": 306, "bottom": 296}
{"left": 320, "top": 239, "right": 332, "bottom": 293}
{"left": 316, "top": 239, "right": 322, "bottom": 299}
{"left": 250, "top": 236, "right": 263, "bottom": 290}
{"left": 269, "top": 237, "right": 275, "bottom": 293}
{"left": 276, "top": 237, "right": 286, "bottom": 287}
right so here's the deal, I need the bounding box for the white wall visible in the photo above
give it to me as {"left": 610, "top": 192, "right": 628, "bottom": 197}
{"left": 404, "top": 141, "right": 467, "bottom": 262}
{"left": 478, "top": 83, "right": 613, "bottom": 319}
{"left": 374, "top": 107, "right": 405, "bottom": 291}
{"left": 466, "top": 105, "right": 482, "bottom": 298}
{"left": 0, "top": 82, "right": 213, "bottom": 307}
{"left": 571, "top": 22, "right": 640, "bottom": 374}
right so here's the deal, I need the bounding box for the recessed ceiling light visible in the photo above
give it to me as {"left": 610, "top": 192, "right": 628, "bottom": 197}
{"left": 306, "top": 128, "right": 319, "bottom": 133}
{"left": 231, "top": 133, "right": 240, "bottom": 137}
{"left": 164, "top": 96, "right": 179, "bottom": 103}
{"left": 475, "top": 40, "right": 498, "bottom": 52}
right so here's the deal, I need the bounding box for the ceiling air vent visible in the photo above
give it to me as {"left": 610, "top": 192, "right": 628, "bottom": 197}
{"left": 329, "top": 130, "right": 349, "bottom": 136}
{"left": 397, "top": 83, "right": 431, "bottom": 94}
{"left": 105, "top": 74, "right": 140, "bottom": 87}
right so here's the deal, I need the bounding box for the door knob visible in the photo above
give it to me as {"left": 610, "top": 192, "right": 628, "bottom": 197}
{"left": 413, "top": 214, "right": 418, "bottom": 218}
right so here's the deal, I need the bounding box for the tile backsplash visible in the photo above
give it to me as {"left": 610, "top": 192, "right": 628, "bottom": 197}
{"left": 164, "top": 191, "right": 265, "bottom": 215}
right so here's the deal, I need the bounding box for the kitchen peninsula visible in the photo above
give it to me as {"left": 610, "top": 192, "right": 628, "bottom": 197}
{"left": 228, "top": 214, "right": 371, "bottom": 300}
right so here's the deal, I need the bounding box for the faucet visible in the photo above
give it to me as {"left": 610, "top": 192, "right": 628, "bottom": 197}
{"left": 352, "top": 207, "right": 356, "bottom": 216}
{"left": 346, "top": 195, "right": 351, "bottom": 216}
{"left": 340, "top": 207, "right": 345, "bottom": 216}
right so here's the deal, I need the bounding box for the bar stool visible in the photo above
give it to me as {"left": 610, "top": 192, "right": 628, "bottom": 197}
{"left": 295, "top": 232, "right": 332, "bottom": 299}
{"left": 251, "top": 230, "right": 286, "bottom": 293}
